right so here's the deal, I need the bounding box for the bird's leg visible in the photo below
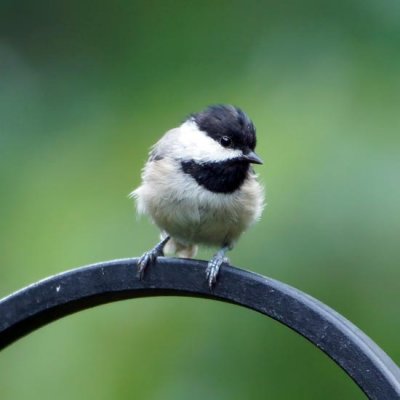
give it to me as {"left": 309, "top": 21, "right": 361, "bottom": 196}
{"left": 137, "top": 236, "right": 170, "bottom": 279}
{"left": 206, "top": 245, "right": 230, "bottom": 289}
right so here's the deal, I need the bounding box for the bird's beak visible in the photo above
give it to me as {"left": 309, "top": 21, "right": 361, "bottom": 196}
{"left": 243, "top": 151, "right": 263, "bottom": 165}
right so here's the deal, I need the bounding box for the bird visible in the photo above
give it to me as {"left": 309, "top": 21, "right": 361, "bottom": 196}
{"left": 131, "top": 104, "right": 264, "bottom": 288}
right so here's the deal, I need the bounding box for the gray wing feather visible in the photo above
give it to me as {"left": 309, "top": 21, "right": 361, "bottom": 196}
{"left": 148, "top": 128, "right": 179, "bottom": 162}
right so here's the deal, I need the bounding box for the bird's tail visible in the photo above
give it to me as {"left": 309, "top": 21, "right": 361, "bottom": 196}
{"left": 162, "top": 235, "right": 198, "bottom": 259}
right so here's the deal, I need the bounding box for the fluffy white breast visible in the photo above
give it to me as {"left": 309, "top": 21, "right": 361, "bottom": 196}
{"left": 133, "top": 157, "right": 264, "bottom": 247}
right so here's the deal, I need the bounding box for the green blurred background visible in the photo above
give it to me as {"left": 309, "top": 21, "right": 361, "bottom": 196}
{"left": 1, "top": 0, "right": 399, "bottom": 398}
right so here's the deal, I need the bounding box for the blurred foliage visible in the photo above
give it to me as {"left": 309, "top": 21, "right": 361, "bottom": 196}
{"left": 1, "top": 0, "right": 400, "bottom": 399}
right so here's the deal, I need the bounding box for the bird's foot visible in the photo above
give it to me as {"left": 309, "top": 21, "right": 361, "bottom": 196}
{"left": 137, "top": 250, "right": 158, "bottom": 280}
{"left": 137, "top": 236, "right": 170, "bottom": 280}
{"left": 206, "top": 247, "right": 230, "bottom": 289}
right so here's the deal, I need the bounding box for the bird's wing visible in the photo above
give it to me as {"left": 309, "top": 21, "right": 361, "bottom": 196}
{"left": 148, "top": 128, "right": 179, "bottom": 162}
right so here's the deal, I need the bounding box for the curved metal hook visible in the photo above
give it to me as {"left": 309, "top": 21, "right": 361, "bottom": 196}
{"left": 0, "top": 258, "right": 399, "bottom": 399}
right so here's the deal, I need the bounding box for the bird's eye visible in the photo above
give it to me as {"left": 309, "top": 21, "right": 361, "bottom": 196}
{"left": 220, "top": 136, "right": 232, "bottom": 147}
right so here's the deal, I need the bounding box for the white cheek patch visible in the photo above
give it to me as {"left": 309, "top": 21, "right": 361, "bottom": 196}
{"left": 175, "top": 120, "right": 242, "bottom": 162}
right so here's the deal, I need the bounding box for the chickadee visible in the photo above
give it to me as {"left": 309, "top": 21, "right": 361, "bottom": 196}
{"left": 131, "top": 104, "right": 264, "bottom": 288}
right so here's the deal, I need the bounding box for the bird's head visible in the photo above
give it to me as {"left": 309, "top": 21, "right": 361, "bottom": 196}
{"left": 175, "top": 104, "right": 262, "bottom": 165}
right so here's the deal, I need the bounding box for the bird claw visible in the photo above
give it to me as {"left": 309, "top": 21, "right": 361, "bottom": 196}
{"left": 137, "top": 236, "right": 170, "bottom": 280}
{"left": 206, "top": 253, "right": 228, "bottom": 289}
{"left": 137, "top": 250, "right": 157, "bottom": 279}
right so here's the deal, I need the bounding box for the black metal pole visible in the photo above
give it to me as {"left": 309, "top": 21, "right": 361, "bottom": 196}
{"left": 0, "top": 258, "right": 399, "bottom": 399}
